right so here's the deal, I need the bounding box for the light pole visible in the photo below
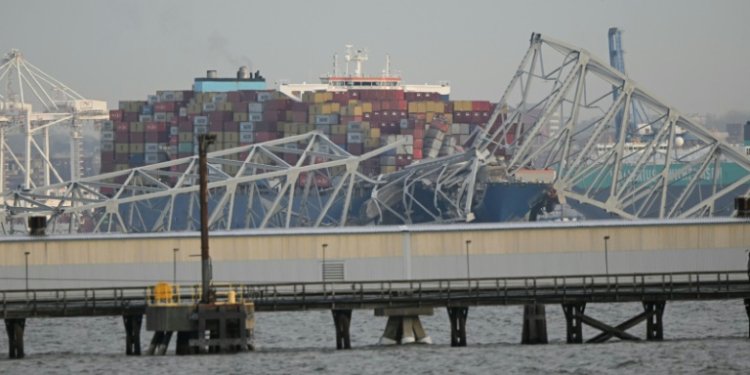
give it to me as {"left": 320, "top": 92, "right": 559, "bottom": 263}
{"left": 321, "top": 243, "right": 328, "bottom": 282}
{"left": 173, "top": 248, "right": 179, "bottom": 285}
{"left": 603, "top": 236, "right": 610, "bottom": 276}
{"left": 465, "top": 240, "right": 472, "bottom": 280}
{"left": 24, "top": 251, "right": 30, "bottom": 293}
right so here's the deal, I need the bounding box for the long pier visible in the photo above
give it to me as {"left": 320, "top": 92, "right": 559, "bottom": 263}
{"left": 3, "top": 270, "right": 750, "bottom": 357}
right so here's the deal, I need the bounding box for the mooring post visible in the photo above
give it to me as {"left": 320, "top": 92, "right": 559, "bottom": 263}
{"left": 522, "top": 304, "right": 548, "bottom": 344}
{"left": 562, "top": 303, "right": 586, "bottom": 344}
{"left": 123, "top": 314, "right": 143, "bottom": 355}
{"left": 4, "top": 318, "right": 26, "bottom": 359}
{"left": 332, "top": 309, "right": 352, "bottom": 349}
{"left": 644, "top": 301, "right": 666, "bottom": 341}
{"left": 447, "top": 306, "right": 469, "bottom": 347}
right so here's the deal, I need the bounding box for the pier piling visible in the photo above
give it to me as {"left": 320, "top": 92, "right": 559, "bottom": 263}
{"left": 644, "top": 301, "right": 666, "bottom": 341}
{"left": 332, "top": 309, "right": 352, "bottom": 349}
{"left": 123, "top": 314, "right": 143, "bottom": 355}
{"left": 447, "top": 306, "right": 469, "bottom": 347}
{"left": 521, "top": 304, "right": 548, "bottom": 344}
{"left": 4, "top": 318, "right": 26, "bottom": 359}
{"left": 562, "top": 303, "right": 586, "bottom": 343}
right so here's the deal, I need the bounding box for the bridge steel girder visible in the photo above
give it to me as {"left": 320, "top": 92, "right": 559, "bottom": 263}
{"left": 2, "top": 132, "right": 399, "bottom": 234}
{"left": 474, "top": 33, "right": 750, "bottom": 220}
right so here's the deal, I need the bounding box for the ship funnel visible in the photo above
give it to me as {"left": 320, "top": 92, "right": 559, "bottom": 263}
{"left": 206, "top": 70, "right": 218, "bottom": 79}
{"left": 238, "top": 66, "right": 250, "bottom": 79}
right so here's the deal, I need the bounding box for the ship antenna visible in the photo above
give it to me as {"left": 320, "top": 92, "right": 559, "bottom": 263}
{"left": 344, "top": 44, "right": 352, "bottom": 77}
{"left": 385, "top": 54, "right": 391, "bottom": 77}
{"left": 333, "top": 53, "right": 338, "bottom": 76}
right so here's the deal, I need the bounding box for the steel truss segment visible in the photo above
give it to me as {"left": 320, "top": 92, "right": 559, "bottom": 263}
{"left": 473, "top": 33, "right": 750, "bottom": 220}
{"left": 2, "top": 132, "right": 400, "bottom": 233}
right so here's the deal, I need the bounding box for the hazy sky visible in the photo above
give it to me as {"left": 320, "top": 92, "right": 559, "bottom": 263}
{"left": 3, "top": 0, "right": 749, "bottom": 115}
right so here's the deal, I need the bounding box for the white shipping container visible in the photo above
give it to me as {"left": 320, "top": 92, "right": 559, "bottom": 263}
{"left": 248, "top": 103, "right": 263, "bottom": 113}
{"left": 248, "top": 113, "right": 263, "bottom": 122}
{"left": 170, "top": 126, "right": 179, "bottom": 136}
{"left": 145, "top": 143, "right": 159, "bottom": 153}
{"left": 101, "top": 121, "right": 114, "bottom": 131}
{"left": 314, "top": 144, "right": 331, "bottom": 154}
{"left": 347, "top": 122, "right": 362, "bottom": 132}
{"left": 194, "top": 124, "right": 208, "bottom": 134}
{"left": 194, "top": 116, "right": 208, "bottom": 126}
{"left": 101, "top": 141, "right": 114, "bottom": 152}
{"left": 257, "top": 92, "right": 273, "bottom": 102}
{"left": 101, "top": 131, "right": 114, "bottom": 141}
{"left": 239, "top": 122, "right": 254, "bottom": 132}
{"left": 316, "top": 124, "right": 330, "bottom": 134}
{"left": 211, "top": 93, "right": 228, "bottom": 103}
{"left": 347, "top": 132, "right": 363, "bottom": 144}
{"left": 145, "top": 153, "right": 159, "bottom": 164}
{"left": 239, "top": 132, "right": 254, "bottom": 143}
{"left": 139, "top": 115, "right": 153, "bottom": 122}
{"left": 202, "top": 103, "right": 217, "bottom": 112}
{"left": 179, "top": 107, "right": 188, "bottom": 117}
{"left": 154, "top": 112, "right": 167, "bottom": 121}
{"left": 400, "top": 119, "right": 409, "bottom": 129}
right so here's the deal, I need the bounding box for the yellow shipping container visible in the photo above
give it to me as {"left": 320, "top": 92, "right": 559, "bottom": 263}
{"left": 365, "top": 138, "right": 380, "bottom": 148}
{"left": 353, "top": 107, "right": 363, "bottom": 116}
{"left": 130, "top": 122, "right": 144, "bottom": 132}
{"left": 426, "top": 112, "right": 435, "bottom": 122}
{"left": 115, "top": 164, "right": 129, "bottom": 171}
{"left": 369, "top": 128, "right": 381, "bottom": 138}
{"left": 362, "top": 102, "right": 373, "bottom": 112}
{"left": 129, "top": 143, "right": 144, "bottom": 153}
{"left": 224, "top": 140, "right": 239, "bottom": 148}
{"left": 360, "top": 121, "right": 370, "bottom": 131}
{"left": 178, "top": 132, "right": 193, "bottom": 142}
{"left": 408, "top": 102, "right": 418, "bottom": 113}
{"left": 382, "top": 166, "right": 397, "bottom": 174}
{"left": 321, "top": 103, "right": 332, "bottom": 115}
{"left": 115, "top": 144, "right": 129, "bottom": 154}
{"left": 330, "top": 102, "right": 341, "bottom": 113}
{"left": 234, "top": 112, "right": 249, "bottom": 122}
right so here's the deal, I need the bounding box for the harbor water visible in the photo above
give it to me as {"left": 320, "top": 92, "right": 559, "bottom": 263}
{"left": 2, "top": 301, "right": 750, "bottom": 374}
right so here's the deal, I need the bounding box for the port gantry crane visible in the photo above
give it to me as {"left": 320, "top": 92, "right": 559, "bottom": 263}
{"left": 0, "top": 49, "right": 108, "bottom": 193}
{"left": 2, "top": 33, "right": 750, "bottom": 234}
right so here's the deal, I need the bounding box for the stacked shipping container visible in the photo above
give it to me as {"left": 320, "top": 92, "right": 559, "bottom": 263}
{"left": 101, "top": 87, "right": 503, "bottom": 178}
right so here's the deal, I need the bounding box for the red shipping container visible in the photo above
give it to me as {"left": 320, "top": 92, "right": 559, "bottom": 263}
{"left": 331, "top": 134, "right": 346, "bottom": 144}
{"left": 145, "top": 122, "right": 158, "bottom": 132}
{"left": 169, "top": 135, "right": 179, "bottom": 145}
{"left": 123, "top": 112, "right": 138, "bottom": 122}
{"left": 209, "top": 121, "right": 224, "bottom": 132}
{"left": 413, "top": 139, "right": 424, "bottom": 149}
{"left": 413, "top": 149, "right": 423, "bottom": 160}
{"left": 109, "top": 110, "right": 123, "bottom": 121}
{"left": 115, "top": 131, "right": 129, "bottom": 142}
{"left": 254, "top": 131, "right": 276, "bottom": 142}
{"left": 239, "top": 90, "right": 257, "bottom": 102}
{"left": 145, "top": 132, "right": 159, "bottom": 143}
{"left": 413, "top": 127, "right": 425, "bottom": 139}
{"left": 115, "top": 122, "right": 129, "bottom": 132}
{"left": 154, "top": 102, "right": 175, "bottom": 112}
{"left": 347, "top": 143, "right": 363, "bottom": 155}
{"left": 130, "top": 132, "right": 145, "bottom": 142}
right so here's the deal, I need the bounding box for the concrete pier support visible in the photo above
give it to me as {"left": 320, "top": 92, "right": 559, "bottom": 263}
{"left": 376, "top": 307, "right": 433, "bottom": 345}
{"left": 4, "top": 318, "right": 26, "bottom": 359}
{"left": 332, "top": 309, "right": 352, "bottom": 349}
{"left": 123, "top": 314, "right": 143, "bottom": 355}
{"left": 447, "top": 306, "right": 468, "bottom": 347}
{"left": 521, "top": 304, "right": 548, "bottom": 344}
{"left": 562, "top": 303, "right": 586, "bottom": 344}
{"left": 643, "top": 301, "right": 666, "bottom": 341}
{"left": 176, "top": 331, "right": 198, "bottom": 355}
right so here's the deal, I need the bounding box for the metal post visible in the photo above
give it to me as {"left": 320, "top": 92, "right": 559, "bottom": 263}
{"left": 603, "top": 236, "right": 610, "bottom": 276}
{"left": 24, "top": 251, "right": 30, "bottom": 293}
{"left": 173, "top": 248, "right": 179, "bottom": 285}
{"left": 465, "top": 240, "right": 472, "bottom": 280}
{"left": 198, "top": 134, "right": 216, "bottom": 304}
{"left": 322, "top": 243, "right": 328, "bottom": 282}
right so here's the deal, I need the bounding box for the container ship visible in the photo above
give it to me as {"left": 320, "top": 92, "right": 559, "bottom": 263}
{"left": 100, "top": 47, "right": 556, "bottom": 227}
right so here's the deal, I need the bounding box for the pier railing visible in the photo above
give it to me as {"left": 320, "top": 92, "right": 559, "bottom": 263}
{"left": 2, "top": 270, "right": 749, "bottom": 317}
